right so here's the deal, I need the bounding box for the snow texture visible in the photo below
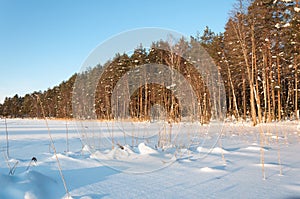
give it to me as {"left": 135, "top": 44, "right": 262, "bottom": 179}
{"left": 0, "top": 119, "right": 300, "bottom": 199}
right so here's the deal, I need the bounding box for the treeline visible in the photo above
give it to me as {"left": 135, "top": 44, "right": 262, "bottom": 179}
{"left": 0, "top": 75, "right": 76, "bottom": 118}
{"left": 0, "top": 0, "right": 299, "bottom": 125}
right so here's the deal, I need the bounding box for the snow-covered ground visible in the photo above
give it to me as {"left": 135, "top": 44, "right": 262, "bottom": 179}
{"left": 0, "top": 118, "right": 300, "bottom": 199}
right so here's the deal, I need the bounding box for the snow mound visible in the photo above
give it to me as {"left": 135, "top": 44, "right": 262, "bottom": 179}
{"left": 61, "top": 195, "right": 75, "bottom": 199}
{"left": 254, "top": 163, "right": 280, "bottom": 168}
{"left": 271, "top": 135, "right": 284, "bottom": 140}
{"left": 199, "top": 166, "right": 227, "bottom": 173}
{"left": 79, "top": 197, "right": 92, "bottom": 199}
{"left": 0, "top": 170, "right": 60, "bottom": 199}
{"left": 24, "top": 192, "right": 37, "bottom": 199}
{"left": 138, "top": 143, "right": 158, "bottom": 154}
{"left": 212, "top": 147, "right": 229, "bottom": 154}
{"left": 199, "top": 167, "right": 223, "bottom": 173}
{"left": 90, "top": 145, "right": 137, "bottom": 160}
{"left": 108, "top": 148, "right": 131, "bottom": 159}
{"left": 244, "top": 146, "right": 268, "bottom": 151}
{"left": 82, "top": 145, "right": 91, "bottom": 152}
{"left": 200, "top": 167, "right": 215, "bottom": 172}
{"left": 122, "top": 145, "right": 135, "bottom": 154}
{"left": 197, "top": 147, "right": 229, "bottom": 154}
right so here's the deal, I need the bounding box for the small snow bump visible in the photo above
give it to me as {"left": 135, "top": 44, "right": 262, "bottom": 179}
{"left": 80, "top": 196, "right": 92, "bottom": 199}
{"left": 82, "top": 145, "right": 90, "bottom": 152}
{"left": 200, "top": 167, "right": 214, "bottom": 172}
{"left": 24, "top": 192, "right": 37, "bottom": 199}
{"left": 138, "top": 143, "right": 157, "bottom": 154}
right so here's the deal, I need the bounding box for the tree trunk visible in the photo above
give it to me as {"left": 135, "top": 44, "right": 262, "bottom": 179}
{"left": 277, "top": 55, "right": 281, "bottom": 121}
{"left": 295, "top": 49, "right": 298, "bottom": 119}
{"left": 242, "top": 72, "right": 247, "bottom": 120}
{"left": 231, "top": 19, "right": 257, "bottom": 125}
{"left": 251, "top": 23, "right": 262, "bottom": 124}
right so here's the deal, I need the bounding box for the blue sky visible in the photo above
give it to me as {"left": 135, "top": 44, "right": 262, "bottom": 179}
{"left": 0, "top": 0, "right": 236, "bottom": 103}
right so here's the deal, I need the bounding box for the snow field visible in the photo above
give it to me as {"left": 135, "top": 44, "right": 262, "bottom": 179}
{"left": 0, "top": 119, "right": 299, "bottom": 199}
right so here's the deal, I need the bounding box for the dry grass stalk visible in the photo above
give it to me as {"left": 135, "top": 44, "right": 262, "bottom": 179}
{"left": 275, "top": 123, "right": 283, "bottom": 176}
{"left": 4, "top": 117, "right": 9, "bottom": 158}
{"left": 259, "top": 125, "right": 266, "bottom": 180}
{"left": 36, "top": 95, "right": 70, "bottom": 198}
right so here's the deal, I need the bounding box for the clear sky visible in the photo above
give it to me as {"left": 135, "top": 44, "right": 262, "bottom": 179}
{"left": 0, "top": 0, "right": 236, "bottom": 103}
